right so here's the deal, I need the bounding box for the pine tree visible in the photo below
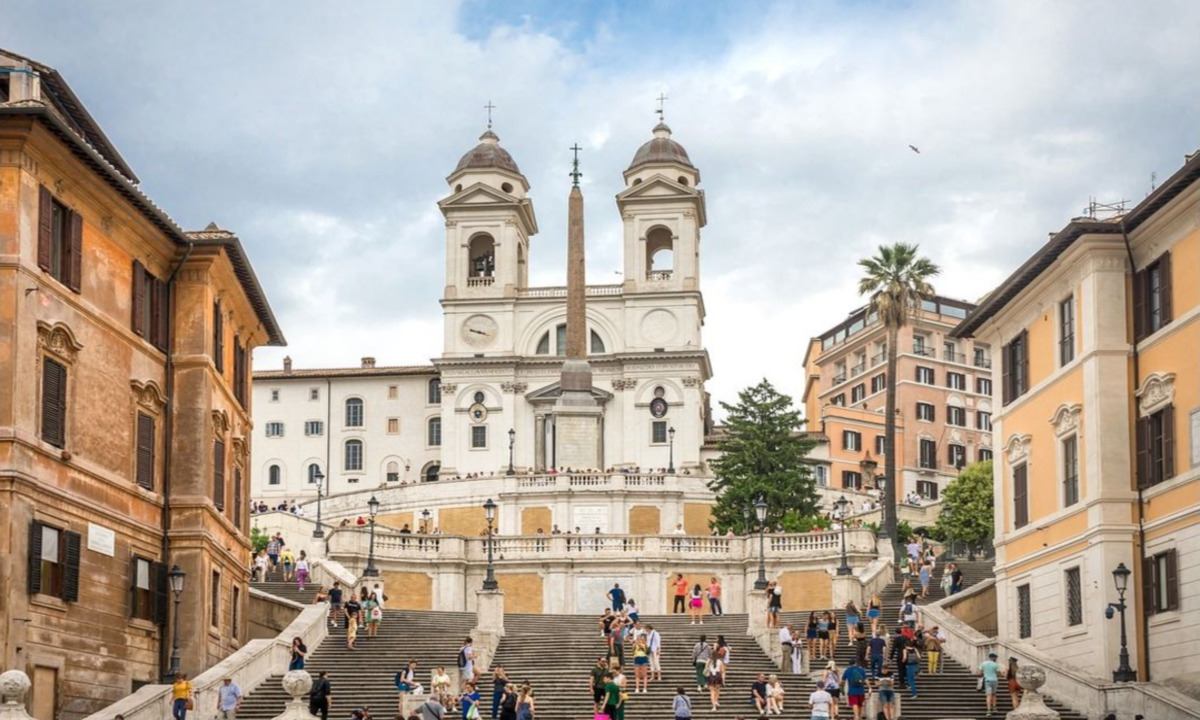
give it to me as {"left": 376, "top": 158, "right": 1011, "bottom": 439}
{"left": 934, "top": 460, "right": 994, "bottom": 545}
{"left": 708, "top": 379, "right": 819, "bottom": 533}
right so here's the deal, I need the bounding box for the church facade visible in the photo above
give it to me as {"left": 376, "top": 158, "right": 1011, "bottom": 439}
{"left": 252, "top": 122, "right": 715, "bottom": 500}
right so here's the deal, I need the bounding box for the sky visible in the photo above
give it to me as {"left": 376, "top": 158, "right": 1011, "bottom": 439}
{"left": 5, "top": 0, "right": 1199, "bottom": 418}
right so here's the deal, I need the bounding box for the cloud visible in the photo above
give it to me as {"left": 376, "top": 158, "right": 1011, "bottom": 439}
{"left": 5, "top": 0, "right": 1198, "bottom": 415}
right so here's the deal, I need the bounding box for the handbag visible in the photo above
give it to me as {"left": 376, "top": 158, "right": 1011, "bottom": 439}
{"left": 593, "top": 715, "right": 611, "bottom": 720}
{"left": 185, "top": 699, "right": 194, "bottom": 710}
{"left": 466, "top": 704, "right": 481, "bottom": 720}
{"left": 976, "top": 676, "right": 984, "bottom": 691}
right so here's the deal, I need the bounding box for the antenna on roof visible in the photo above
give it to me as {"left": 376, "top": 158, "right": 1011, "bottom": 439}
{"left": 655, "top": 92, "right": 668, "bottom": 123}
{"left": 1149, "top": 171, "right": 1157, "bottom": 196}
{"left": 484, "top": 100, "right": 496, "bottom": 129}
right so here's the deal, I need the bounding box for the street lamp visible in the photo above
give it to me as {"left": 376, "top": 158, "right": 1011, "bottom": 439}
{"left": 835, "top": 495, "right": 852, "bottom": 576}
{"left": 312, "top": 467, "right": 326, "bottom": 538}
{"left": 1108, "top": 562, "right": 1137, "bottom": 682}
{"left": 165, "top": 564, "right": 186, "bottom": 679}
{"left": 363, "top": 495, "right": 380, "bottom": 577}
{"left": 667, "top": 426, "right": 676, "bottom": 474}
{"left": 507, "top": 428, "right": 516, "bottom": 476}
{"left": 743, "top": 506, "right": 752, "bottom": 536}
{"left": 421, "top": 508, "right": 431, "bottom": 533}
{"left": 754, "top": 496, "right": 769, "bottom": 590}
{"left": 482, "top": 498, "right": 498, "bottom": 590}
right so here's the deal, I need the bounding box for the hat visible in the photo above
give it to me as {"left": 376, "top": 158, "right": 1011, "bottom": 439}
{"left": 988, "top": 652, "right": 998, "bottom": 659}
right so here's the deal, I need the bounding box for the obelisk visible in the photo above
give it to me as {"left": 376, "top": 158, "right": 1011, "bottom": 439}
{"left": 553, "top": 144, "right": 603, "bottom": 469}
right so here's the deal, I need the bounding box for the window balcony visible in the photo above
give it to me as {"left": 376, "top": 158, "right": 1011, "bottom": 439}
{"left": 974, "top": 356, "right": 992, "bottom": 369}
{"left": 943, "top": 350, "right": 964, "bottom": 364}
{"left": 832, "top": 373, "right": 847, "bottom": 385}
{"left": 871, "top": 351, "right": 887, "bottom": 366}
{"left": 467, "top": 276, "right": 495, "bottom": 287}
{"left": 912, "top": 346, "right": 936, "bottom": 358}
{"left": 850, "top": 363, "right": 866, "bottom": 377}
{"left": 646, "top": 270, "right": 673, "bottom": 281}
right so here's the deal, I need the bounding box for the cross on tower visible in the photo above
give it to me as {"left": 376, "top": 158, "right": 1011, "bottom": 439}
{"left": 484, "top": 101, "right": 496, "bottom": 129}
{"left": 569, "top": 144, "right": 583, "bottom": 187}
{"left": 655, "top": 93, "right": 668, "bottom": 122}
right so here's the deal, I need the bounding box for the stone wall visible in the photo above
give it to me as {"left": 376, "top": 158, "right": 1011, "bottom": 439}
{"left": 248, "top": 589, "right": 304, "bottom": 640}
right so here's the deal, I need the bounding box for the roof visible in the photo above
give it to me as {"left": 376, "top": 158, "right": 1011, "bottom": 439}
{"left": 184, "top": 227, "right": 286, "bottom": 346}
{"left": 255, "top": 365, "right": 437, "bottom": 380}
{"left": 627, "top": 122, "right": 694, "bottom": 172}
{"left": 952, "top": 149, "right": 1200, "bottom": 338}
{"left": 453, "top": 129, "right": 523, "bottom": 176}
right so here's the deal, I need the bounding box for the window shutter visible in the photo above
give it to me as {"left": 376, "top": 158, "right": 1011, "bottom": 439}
{"left": 153, "top": 562, "right": 169, "bottom": 625}
{"left": 1159, "top": 252, "right": 1172, "bottom": 326}
{"left": 132, "top": 261, "right": 146, "bottom": 336}
{"left": 129, "top": 556, "right": 139, "bottom": 617}
{"left": 1162, "top": 405, "right": 1175, "bottom": 480}
{"left": 28, "top": 521, "right": 43, "bottom": 594}
{"left": 1019, "top": 330, "right": 1029, "bottom": 395}
{"left": 1142, "top": 556, "right": 1156, "bottom": 614}
{"left": 41, "top": 358, "right": 67, "bottom": 448}
{"left": 1001, "top": 342, "right": 1012, "bottom": 404}
{"left": 63, "top": 530, "right": 81, "bottom": 602}
{"left": 38, "top": 186, "right": 54, "bottom": 271}
{"left": 1164, "top": 550, "right": 1179, "bottom": 611}
{"left": 1135, "top": 416, "right": 1151, "bottom": 488}
{"left": 136, "top": 413, "right": 155, "bottom": 490}
{"left": 233, "top": 469, "right": 243, "bottom": 529}
{"left": 213, "top": 440, "right": 226, "bottom": 510}
{"left": 213, "top": 301, "right": 224, "bottom": 373}
{"left": 1013, "top": 465, "right": 1028, "bottom": 528}
{"left": 1131, "top": 268, "right": 1146, "bottom": 341}
{"left": 67, "top": 211, "right": 83, "bottom": 293}
{"left": 155, "top": 279, "right": 170, "bottom": 352}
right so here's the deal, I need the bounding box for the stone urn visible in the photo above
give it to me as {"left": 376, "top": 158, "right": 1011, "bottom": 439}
{"left": 0, "top": 671, "right": 34, "bottom": 720}
{"left": 1006, "top": 664, "right": 1058, "bottom": 720}
{"left": 272, "top": 670, "right": 314, "bottom": 720}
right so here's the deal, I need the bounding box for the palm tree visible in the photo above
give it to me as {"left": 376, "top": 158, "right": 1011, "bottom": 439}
{"left": 857, "top": 242, "right": 940, "bottom": 552}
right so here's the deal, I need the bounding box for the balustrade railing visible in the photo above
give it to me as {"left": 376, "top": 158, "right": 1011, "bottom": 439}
{"left": 467, "top": 275, "right": 495, "bottom": 287}
{"left": 518, "top": 284, "right": 623, "bottom": 298}
{"left": 646, "top": 270, "right": 673, "bottom": 281}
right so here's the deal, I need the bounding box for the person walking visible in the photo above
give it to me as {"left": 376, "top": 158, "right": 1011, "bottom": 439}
{"left": 844, "top": 601, "right": 860, "bottom": 647}
{"left": 632, "top": 638, "right": 650, "bottom": 693}
{"left": 169, "top": 673, "right": 194, "bottom": 720}
{"left": 289, "top": 636, "right": 307, "bottom": 670}
{"left": 867, "top": 630, "right": 887, "bottom": 679}
{"left": 266, "top": 534, "right": 281, "bottom": 571}
{"left": 490, "top": 665, "right": 509, "bottom": 719}
{"left": 902, "top": 642, "right": 921, "bottom": 699}
{"left": 515, "top": 684, "right": 534, "bottom": 720}
{"left": 344, "top": 594, "right": 361, "bottom": 650}
{"left": 646, "top": 624, "right": 663, "bottom": 683}
{"left": 766, "top": 581, "right": 782, "bottom": 629}
{"left": 672, "top": 574, "right": 688, "bottom": 614}
{"left": 216, "top": 677, "right": 243, "bottom": 720}
{"left": 874, "top": 666, "right": 895, "bottom": 720}
{"left": 691, "top": 635, "right": 712, "bottom": 692}
{"left": 459, "top": 637, "right": 477, "bottom": 688}
{"left": 688, "top": 583, "right": 705, "bottom": 625}
{"left": 828, "top": 610, "right": 840, "bottom": 651}
{"left": 328, "top": 582, "right": 344, "bottom": 628}
{"left": 308, "top": 671, "right": 332, "bottom": 720}
{"left": 1007, "top": 657, "right": 1022, "bottom": 710}
{"left": 821, "top": 661, "right": 842, "bottom": 720}
{"left": 673, "top": 687, "right": 693, "bottom": 720}
{"left": 295, "top": 551, "right": 309, "bottom": 592}
{"left": 705, "top": 640, "right": 726, "bottom": 712}
{"left": 364, "top": 592, "right": 383, "bottom": 637}
{"left": 808, "top": 679, "right": 833, "bottom": 720}
{"left": 842, "top": 661, "right": 867, "bottom": 720}
{"left": 918, "top": 561, "right": 932, "bottom": 598}
{"left": 590, "top": 657, "right": 609, "bottom": 714}
{"left": 280, "top": 546, "right": 295, "bottom": 583}
{"left": 805, "top": 612, "right": 819, "bottom": 660}
{"left": 817, "top": 612, "right": 832, "bottom": 660}
{"left": 948, "top": 562, "right": 964, "bottom": 595}
{"left": 924, "top": 626, "right": 943, "bottom": 674}
{"left": 707, "top": 577, "right": 723, "bottom": 616}
{"left": 601, "top": 672, "right": 622, "bottom": 720}
{"left": 607, "top": 583, "right": 626, "bottom": 612}
{"left": 867, "top": 594, "right": 882, "bottom": 635}
{"left": 978, "top": 652, "right": 1001, "bottom": 717}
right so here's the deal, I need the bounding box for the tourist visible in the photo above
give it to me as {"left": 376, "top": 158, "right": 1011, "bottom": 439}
{"left": 673, "top": 687, "right": 693, "bottom": 720}
{"left": 805, "top": 612, "right": 819, "bottom": 659}
{"left": 948, "top": 563, "right": 964, "bottom": 595}
{"left": 490, "top": 665, "right": 509, "bottom": 719}
{"left": 899, "top": 594, "right": 917, "bottom": 629}
{"left": 691, "top": 635, "right": 712, "bottom": 692}
{"left": 514, "top": 684, "right": 534, "bottom": 720}
{"left": 632, "top": 637, "right": 651, "bottom": 693}
{"left": 867, "top": 629, "right": 886, "bottom": 679}
{"left": 590, "top": 657, "right": 609, "bottom": 713}
{"left": 750, "top": 673, "right": 769, "bottom": 716}
{"left": 707, "top": 577, "right": 723, "bottom": 616}
{"left": 344, "top": 594, "right": 361, "bottom": 650}
{"left": 808, "top": 679, "right": 832, "bottom": 720}
{"left": 253, "top": 550, "right": 269, "bottom": 582}
{"left": 308, "top": 671, "right": 332, "bottom": 720}
{"left": 295, "top": 551, "right": 310, "bottom": 591}
{"left": 918, "top": 561, "right": 932, "bottom": 598}
{"left": 289, "top": 636, "right": 307, "bottom": 670}
{"left": 600, "top": 608, "right": 615, "bottom": 641}
{"left": 374, "top": 583, "right": 389, "bottom": 609}
{"left": 874, "top": 665, "right": 895, "bottom": 720}
{"left": 459, "top": 682, "right": 481, "bottom": 720}
{"left": 607, "top": 583, "right": 626, "bottom": 612}
{"left": 498, "top": 684, "right": 517, "bottom": 720}
{"left": 790, "top": 625, "right": 804, "bottom": 675}
{"left": 396, "top": 660, "right": 424, "bottom": 711}
{"left": 601, "top": 672, "right": 622, "bottom": 720}
{"left": 688, "top": 583, "right": 705, "bottom": 625}
{"left": 280, "top": 546, "right": 295, "bottom": 582}
{"left": 216, "top": 677, "right": 243, "bottom": 720}
{"left": 169, "top": 673, "right": 194, "bottom": 720}
{"left": 432, "top": 667, "right": 454, "bottom": 711}
{"left": 842, "top": 661, "right": 867, "bottom": 720}
{"left": 844, "top": 601, "right": 860, "bottom": 646}
{"left": 766, "top": 674, "right": 786, "bottom": 715}
{"left": 978, "top": 652, "right": 1001, "bottom": 717}
{"left": 458, "top": 638, "right": 476, "bottom": 687}
{"left": 828, "top": 609, "right": 840, "bottom": 651}
{"left": 672, "top": 574, "right": 689, "bottom": 614}
{"left": 902, "top": 640, "right": 921, "bottom": 699}
{"left": 705, "top": 640, "right": 726, "bottom": 712}
{"left": 328, "top": 582, "right": 344, "bottom": 628}
{"left": 611, "top": 664, "right": 628, "bottom": 720}
{"left": 817, "top": 612, "right": 832, "bottom": 659}
{"left": 646, "top": 624, "right": 663, "bottom": 682}
{"left": 924, "top": 626, "right": 943, "bottom": 674}
{"left": 365, "top": 592, "right": 383, "bottom": 637}
{"left": 766, "top": 581, "right": 782, "bottom": 629}
{"left": 414, "top": 696, "right": 445, "bottom": 720}
{"left": 266, "top": 534, "right": 281, "bottom": 571}
{"left": 779, "top": 622, "right": 794, "bottom": 666}
{"left": 1007, "top": 657, "right": 1022, "bottom": 710}
{"left": 866, "top": 594, "right": 882, "bottom": 635}
{"left": 821, "top": 661, "right": 841, "bottom": 720}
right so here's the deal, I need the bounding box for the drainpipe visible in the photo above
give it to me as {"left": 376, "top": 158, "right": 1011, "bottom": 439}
{"left": 1119, "top": 219, "right": 1150, "bottom": 681}
{"left": 158, "top": 240, "right": 194, "bottom": 675}
{"left": 325, "top": 377, "right": 332, "bottom": 552}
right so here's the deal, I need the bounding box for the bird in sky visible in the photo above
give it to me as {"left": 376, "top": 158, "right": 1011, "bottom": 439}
{"left": 909, "top": 145, "right": 921, "bottom": 154}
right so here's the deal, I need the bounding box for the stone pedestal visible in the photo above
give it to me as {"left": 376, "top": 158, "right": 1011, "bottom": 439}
{"left": 831, "top": 572, "right": 862, "bottom": 607}
{"left": 0, "top": 671, "right": 34, "bottom": 720}
{"left": 273, "top": 670, "right": 316, "bottom": 720}
{"left": 473, "top": 589, "right": 506, "bottom": 673}
{"left": 1006, "top": 665, "right": 1060, "bottom": 720}
{"left": 552, "top": 382, "right": 603, "bottom": 470}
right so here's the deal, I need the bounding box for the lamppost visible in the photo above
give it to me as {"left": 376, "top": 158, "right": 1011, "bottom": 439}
{"left": 743, "top": 506, "right": 752, "bottom": 535}
{"left": 421, "top": 508, "right": 431, "bottom": 533}
{"left": 754, "top": 496, "right": 769, "bottom": 590}
{"left": 1108, "top": 562, "right": 1137, "bottom": 682}
{"left": 482, "top": 498, "right": 498, "bottom": 590}
{"left": 667, "top": 426, "right": 676, "bottom": 474}
{"left": 507, "top": 428, "right": 516, "bottom": 476}
{"left": 835, "top": 495, "right": 852, "bottom": 576}
{"left": 165, "top": 564, "right": 185, "bottom": 679}
{"left": 363, "top": 495, "right": 380, "bottom": 577}
{"left": 312, "top": 467, "right": 326, "bottom": 538}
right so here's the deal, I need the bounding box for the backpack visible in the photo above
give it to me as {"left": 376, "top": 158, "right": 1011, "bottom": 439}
{"left": 458, "top": 648, "right": 468, "bottom": 668}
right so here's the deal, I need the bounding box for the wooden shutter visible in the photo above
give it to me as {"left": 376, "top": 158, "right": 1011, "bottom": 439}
{"left": 212, "top": 301, "right": 224, "bottom": 373}
{"left": 67, "top": 211, "right": 83, "bottom": 293}
{"left": 233, "top": 469, "right": 243, "bottom": 530}
{"left": 1001, "top": 341, "right": 1012, "bottom": 404}
{"left": 1141, "top": 556, "right": 1156, "bottom": 614}
{"left": 1018, "top": 330, "right": 1029, "bottom": 396}
{"left": 1162, "top": 405, "right": 1175, "bottom": 480}
{"left": 38, "top": 186, "right": 54, "bottom": 271}
{"left": 28, "top": 521, "right": 44, "bottom": 594}
{"left": 1132, "top": 268, "right": 1145, "bottom": 341}
{"left": 153, "top": 562, "right": 169, "bottom": 626}
{"left": 63, "top": 530, "right": 81, "bottom": 602}
{"left": 1013, "top": 464, "right": 1028, "bottom": 528}
{"left": 41, "top": 357, "right": 67, "bottom": 448}
{"left": 136, "top": 412, "right": 155, "bottom": 490}
{"left": 154, "top": 279, "right": 170, "bottom": 352}
{"left": 132, "top": 261, "right": 146, "bottom": 336}
{"left": 1164, "top": 550, "right": 1179, "bottom": 611}
{"left": 1159, "top": 252, "right": 1172, "bottom": 326}
{"left": 213, "top": 440, "right": 226, "bottom": 510}
{"left": 1135, "top": 416, "right": 1151, "bottom": 488}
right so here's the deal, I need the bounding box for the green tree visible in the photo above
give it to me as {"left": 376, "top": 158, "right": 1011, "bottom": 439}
{"left": 934, "top": 460, "right": 994, "bottom": 545}
{"left": 250, "top": 525, "right": 270, "bottom": 554}
{"left": 857, "top": 242, "right": 940, "bottom": 549}
{"left": 708, "top": 379, "right": 819, "bottom": 533}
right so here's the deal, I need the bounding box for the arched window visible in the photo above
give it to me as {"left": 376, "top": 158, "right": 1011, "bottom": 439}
{"left": 428, "top": 379, "right": 442, "bottom": 405}
{"left": 386, "top": 461, "right": 400, "bottom": 483}
{"left": 268, "top": 464, "right": 281, "bottom": 485}
{"left": 345, "top": 397, "right": 364, "bottom": 427}
{"left": 344, "top": 439, "right": 363, "bottom": 471}
{"left": 469, "top": 234, "right": 496, "bottom": 278}
{"left": 535, "top": 324, "right": 607, "bottom": 355}
{"left": 424, "top": 464, "right": 441, "bottom": 483}
{"left": 427, "top": 417, "right": 442, "bottom": 447}
{"left": 590, "top": 330, "right": 606, "bottom": 354}
{"left": 646, "top": 226, "right": 674, "bottom": 279}
{"left": 307, "top": 463, "right": 321, "bottom": 484}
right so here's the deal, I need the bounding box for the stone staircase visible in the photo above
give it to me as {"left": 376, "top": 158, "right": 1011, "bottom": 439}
{"left": 251, "top": 569, "right": 325, "bottom": 605}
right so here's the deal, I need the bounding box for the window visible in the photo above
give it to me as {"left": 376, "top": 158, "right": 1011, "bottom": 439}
{"left": 977, "top": 378, "right": 992, "bottom": 395}
{"left": 1065, "top": 567, "right": 1082, "bottom": 627}
{"left": 977, "top": 411, "right": 992, "bottom": 432}
{"left": 211, "top": 571, "right": 220, "bottom": 628}
{"left": 135, "top": 412, "right": 155, "bottom": 490}
{"left": 948, "top": 444, "right": 966, "bottom": 469}
{"left": 916, "top": 366, "right": 935, "bottom": 385}
{"left": 947, "top": 406, "right": 966, "bottom": 427}
{"left": 304, "top": 420, "right": 324, "bottom": 437}
{"left": 344, "top": 439, "right": 363, "bottom": 471}
{"left": 1062, "top": 435, "right": 1079, "bottom": 507}
{"left": 425, "top": 464, "right": 441, "bottom": 483}
{"left": 212, "top": 300, "right": 224, "bottom": 373}
{"left": 1134, "top": 253, "right": 1172, "bottom": 340}
{"left": 943, "top": 341, "right": 960, "bottom": 363}
{"left": 813, "top": 465, "right": 829, "bottom": 486}
{"left": 851, "top": 384, "right": 865, "bottom": 403}
{"left": 232, "top": 336, "right": 248, "bottom": 407}
{"left": 427, "top": 417, "right": 442, "bottom": 447}
{"left": 973, "top": 346, "right": 991, "bottom": 369}
{"left": 833, "top": 361, "right": 847, "bottom": 383}
{"left": 428, "top": 379, "right": 442, "bottom": 404}
{"left": 270, "top": 389, "right": 280, "bottom": 402}
{"left": 916, "top": 480, "right": 939, "bottom": 500}
{"left": 870, "top": 374, "right": 886, "bottom": 394}
{"left": 1013, "top": 463, "right": 1029, "bottom": 529}
{"left": 1059, "top": 296, "right": 1075, "bottom": 365}
{"left": 131, "top": 557, "right": 154, "bottom": 621}
{"left": 535, "top": 324, "right": 607, "bottom": 355}
{"left": 831, "top": 394, "right": 846, "bottom": 407}
{"left": 652, "top": 421, "right": 669, "bottom": 444}
{"left": 28, "top": 521, "right": 80, "bottom": 601}
{"left": 471, "top": 425, "right": 488, "bottom": 449}
{"left": 233, "top": 469, "right": 243, "bottom": 530}
{"left": 310, "top": 387, "right": 320, "bottom": 401}
{"left": 1136, "top": 405, "right": 1175, "bottom": 488}
{"left": 1002, "top": 331, "right": 1029, "bottom": 404}
{"left": 919, "top": 438, "right": 937, "bottom": 469}
{"left": 843, "top": 430, "right": 862, "bottom": 451}
{"left": 131, "top": 261, "right": 168, "bottom": 351}
{"left": 265, "top": 422, "right": 284, "bottom": 438}
{"left": 913, "top": 334, "right": 930, "bottom": 356}
{"left": 947, "top": 372, "right": 966, "bottom": 391}
{"left": 268, "top": 465, "right": 281, "bottom": 485}
{"left": 386, "top": 461, "right": 400, "bottom": 483}
{"left": 1144, "top": 549, "right": 1179, "bottom": 614}
{"left": 37, "top": 188, "right": 81, "bottom": 292}
{"left": 388, "top": 385, "right": 398, "bottom": 399}
{"left": 387, "top": 418, "right": 400, "bottom": 434}
{"left": 41, "top": 357, "right": 68, "bottom": 448}
{"left": 875, "top": 435, "right": 887, "bottom": 456}
{"left": 1017, "top": 583, "right": 1032, "bottom": 638}
{"left": 916, "top": 402, "right": 935, "bottom": 422}
{"left": 307, "top": 464, "right": 321, "bottom": 484}
{"left": 979, "top": 448, "right": 993, "bottom": 463}
{"left": 345, "top": 398, "right": 364, "bottom": 427}
{"left": 842, "top": 471, "right": 862, "bottom": 490}
{"left": 231, "top": 585, "right": 240, "bottom": 640}
{"left": 213, "top": 440, "right": 226, "bottom": 510}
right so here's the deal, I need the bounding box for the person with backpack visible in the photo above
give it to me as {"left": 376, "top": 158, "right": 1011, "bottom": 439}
{"left": 902, "top": 642, "right": 921, "bottom": 699}
{"left": 821, "top": 661, "right": 842, "bottom": 720}
{"left": 899, "top": 595, "right": 917, "bottom": 629}
{"left": 458, "top": 638, "right": 476, "bottom": 688}
{"left": 672, "top": 687, "right": 692, "bottom": 720}
{"left": 414, "top": 696, "right": 445, "bottom": 720}
{"left": 307, "top": 671, "right": 332, "bottom": 720}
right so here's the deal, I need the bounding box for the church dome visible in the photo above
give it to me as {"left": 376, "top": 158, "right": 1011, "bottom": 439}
{"left": 454, "top": 129, "right": 523, "bottom": 175}
{"left": 627, "top": 122, "right": 694, "bottom": 171}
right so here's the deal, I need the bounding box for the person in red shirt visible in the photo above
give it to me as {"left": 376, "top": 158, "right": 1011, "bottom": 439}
{"left": 707, "top": 577, "right": 723, "bottom": 616}
{"left": 672, "top": 574, "right": 689, "bottom": 613}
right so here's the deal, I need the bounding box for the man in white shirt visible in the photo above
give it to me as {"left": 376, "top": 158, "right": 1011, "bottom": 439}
{"left": 778, "top": 623, "right": 795, "bottom": 668}
{"left": 808, "top": 681, "right": 832, "bottom": 720}
{"left": 646, "top": 624, "right": 663, "bottom": 681}
{"left": 217, "top": 677, "right": 243, "bottom": 719}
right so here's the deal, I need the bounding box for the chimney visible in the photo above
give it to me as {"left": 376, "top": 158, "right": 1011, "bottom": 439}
{"left": 361, "top": 357, "right": 376, "bottom": 369}
{"left": 283, "top": 356, "right": 293, "bottom": 374}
